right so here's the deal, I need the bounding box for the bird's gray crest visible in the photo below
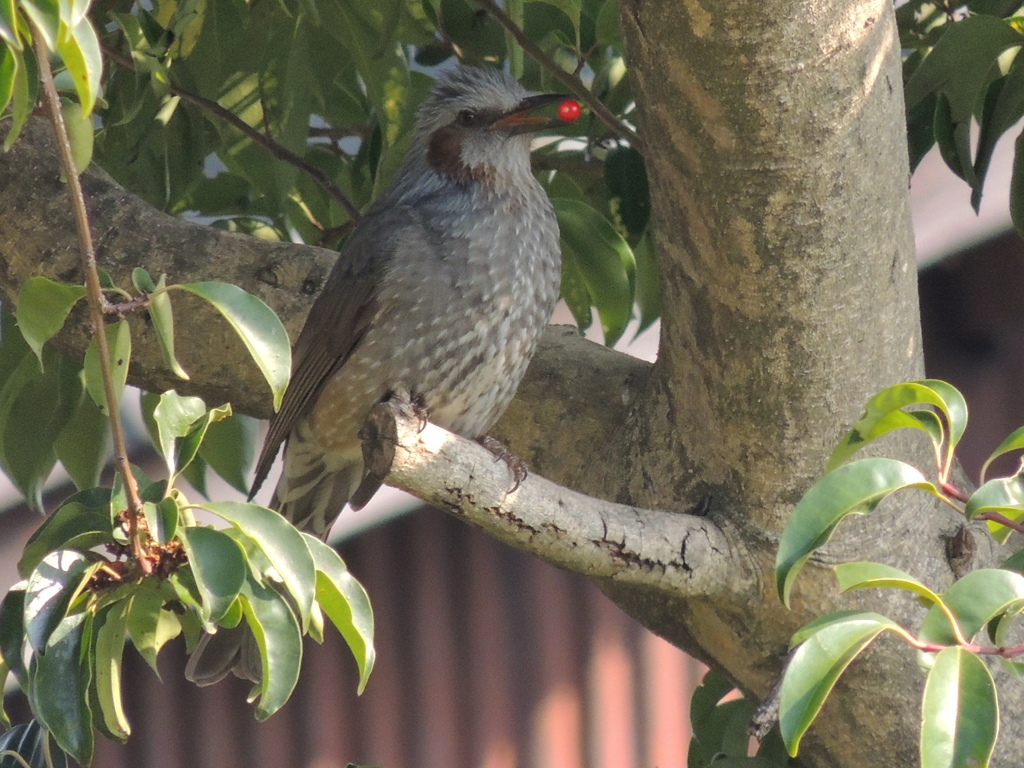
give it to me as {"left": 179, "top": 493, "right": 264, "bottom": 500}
{"left": 414, "top": 65, "right": 529, "bottom": 137}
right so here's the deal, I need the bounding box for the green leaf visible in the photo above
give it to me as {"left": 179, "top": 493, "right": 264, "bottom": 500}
{"left": 83, "top": 319, "right": 131, "bottom": 416}
{"left": 179, "top": 282, "right": 291, "bottom": 411}
{"left": 0, "top": 0, "right": 17, "bottom": 49}
{"left": 54, "top": 392, "right": 109, "bottom": 490}
{"left": 1001, "top": 548, "right": 1024, "bottom": 575}
{"left": 178, "top": 526, "right": 247, "bottom": 627}
{"left": 776, "top": 458, "right": 938, "bottom": 606}
{"left": 20, "top": 0, "right": 60, "bottom": 50}
{"left": 934, "top": 92, "right": 971, "bottom": 184}
{"left": 3, "top": 44, "right": 38, "bottom": 150}
{"left": 145, "top": 496, "right": 179, "bottom": 544}
{"left": 23, "top": 550, "right": 95, "bottom": 653}
{"left": 174, "top": 403, "right": 233, "bottom": 482}
{"left": 151, "top": 390, "right": 207, "bottom": 477}
{"left": 826, "top": 380, "right": 967, "bottom": 473}
{"left": 603, "top": 146, "right": 650, "bottom": 240}
{"left": 965, "top": 474, "right": 1024, "bottom": 542}
{"left": 1013, "top": 129, "right": 1024, "bottom": 240}
{"left": 920, "top": 647, "right": 998, "bottom": 768}
{"left": 145, "top": 273, "right": 189, "bottom": 380}
{"left": 904, "top": 15, "right": 1022, "bottom": 118}
{"left": 554, "top": 197, "right": 636, "bottom": 346}
{"left": 19, "top": 489, "right": 113, "bottom": 577}
{"left": 686, "top": 668, "right": 756, "bottom": 764}
{"left": 180, "top": 452, "right": 209, "bottom": 498}
{"left": 0, "top": 584, "right": 27, "bottom": 688}
{"left": 61, "top": 99, "right": 93, "bottom": 175}
{"left": 0, "top": 350, "right": 83, "bottom": 509}
{"left": 972, "top": 65, "right": 1024, "bottom": 212}
{"left": 0, "top": 42, "right": 15, "bottom": 117}
{"left": 92, "top": 601, "right": 131, "bottom": 742}
{"left": 907, "top": 91, "right": 938, "bottom": 173}
{"left": 14, "top": 277, "right": 87, "bottom": 366}
{"left": 833, "top": 561, "right": 945, "bottom": 606}
{"left": 201, "top": 501, "right": 316, "bottom": 631}
{"left": 55, "top": 14, "right": 102, "bottom": 114}
{"left": 125, "top": 583, "right": 182, "bottom": 675}
{"left": 198, "top": 411, "right": 258, "bottom": 495}
{"left": 0, "top": 721, "right": 69, "bottom": 768}
{"left": 239, "top": 575, "right": 302, "bottom": 720}
{"left": 631, "top": 229, "right": 660, "bottom": 334}
{"left": 981, "top": 423, "right": 1024, "bottom": 482}
{"left": 30, "top": 612, "right": 94, "bottom": 765}
{"left": 558, "top": 246, "right": 594, "bottom": 331}
{"left": 303, "top": 534, "right": 375, "bottom": 692}
{"left": 780, "top": 612, "right": 900, "bottom": 756}
{"left": 594, "top": 0, "right": 620, "bottom": 46}
{"left": 919, "top": 568, "right": 1024, "bottom": 646}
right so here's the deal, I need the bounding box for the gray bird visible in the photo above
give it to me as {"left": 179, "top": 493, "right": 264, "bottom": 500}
{"left": 186, "top": 65, "right": 564, "bottom": 685}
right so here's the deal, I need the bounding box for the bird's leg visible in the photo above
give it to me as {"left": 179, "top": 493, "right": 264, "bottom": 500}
{"left": 410, "top": 394, "right": 430, "bottom": 433}
{"left": 478, "top": 435, "right": 529, "bottom": 492}
{"left": 357, "top": 390, "right": 432, "bottom": 507}
{"left": 376, "top": 389, "right": 430, "bottom": 431}
{"left": 381, "top": 388, "right": 430, "bottom": 432}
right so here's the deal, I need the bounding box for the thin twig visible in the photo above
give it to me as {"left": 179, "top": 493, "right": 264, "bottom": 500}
{"left": 103, "top": 294, "right": 150, "bottom": 316}
{"left": 470, "top": 0, "right": 639, "bottom": 145}
{"left": 101, "top": 43, "right": 362, "bottom": 222}
{"left": 34, "top": 32, "right": 152, "bottom": 573}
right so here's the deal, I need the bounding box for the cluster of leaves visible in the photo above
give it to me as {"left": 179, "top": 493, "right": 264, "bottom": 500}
{"left": 42, "top": 0, "right": 651, "bottom": 345}
{"left": 900, "top": 2, "right": 1024, "bottom": 233}
{"left": 775, "top": 380, "right": 1024, "bottom": 767}
{"left": 0, "top": 270, "right": 375, "bottom": 767}
{"left": 4, "top": 270, "right": 288, "bottom": 507}
{"left": 687, "top": 669, "right": 794, "bottom": 768}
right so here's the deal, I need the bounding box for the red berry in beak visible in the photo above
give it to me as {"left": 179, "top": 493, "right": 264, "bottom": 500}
{"left": 558, "top": 99, "right": 582, "bottom": 122}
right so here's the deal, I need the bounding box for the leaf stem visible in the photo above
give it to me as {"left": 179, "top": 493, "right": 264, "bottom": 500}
{"left": 33, "top": 31, "right": 152, "bottom": 574}
{"left": 939, "top": 479, "right": 969, "bottom": 503}
{"left": 974, "top": 510, "right": 1024, "bottom": 536}
{"left": 891, "top": 621, "right": 1024, "bottom": 659}
{"left": 470, "top": 0, "right": 639, "bottom": 145}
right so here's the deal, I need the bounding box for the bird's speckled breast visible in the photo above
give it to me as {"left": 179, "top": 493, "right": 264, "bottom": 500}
{"left": 382, "top": 178, "right": 560, "bottom": 436}
{"left": 310, "top": 174, "right": 560, "bottom": 450}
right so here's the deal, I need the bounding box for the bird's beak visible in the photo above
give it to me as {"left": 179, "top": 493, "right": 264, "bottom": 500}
{"left": 491, "top": 94, "right": 569, "bottom": 134}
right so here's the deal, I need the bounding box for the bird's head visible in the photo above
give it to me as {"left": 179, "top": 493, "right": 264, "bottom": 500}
{"left": 414, "top": 66, "right": 567, "bottom": 187}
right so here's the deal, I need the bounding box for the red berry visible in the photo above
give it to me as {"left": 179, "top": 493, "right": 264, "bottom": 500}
{"left": 558, "top": 99, "right": 582, "bottom": 122}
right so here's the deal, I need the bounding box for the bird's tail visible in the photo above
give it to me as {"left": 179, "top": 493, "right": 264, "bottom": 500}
{"left": 272, "top": 438, "right": 366, "bottom": 539}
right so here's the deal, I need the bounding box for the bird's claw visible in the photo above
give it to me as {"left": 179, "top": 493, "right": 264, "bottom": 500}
{"left": 382, "top": 389, "right": 430, "bottom": 432}
{"left": 478, "top": 435, "right": 529, "bottom": 492}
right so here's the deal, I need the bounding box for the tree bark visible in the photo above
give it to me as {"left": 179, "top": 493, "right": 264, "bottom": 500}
{"left": 1, "top": 1, "right": 1022, "bottom": 766}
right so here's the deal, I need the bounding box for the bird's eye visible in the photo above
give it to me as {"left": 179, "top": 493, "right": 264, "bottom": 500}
{"left": 456, "top": 109, "right": 478, "bottom": 127}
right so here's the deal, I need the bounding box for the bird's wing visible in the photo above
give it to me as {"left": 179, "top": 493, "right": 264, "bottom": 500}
{"left": 249, "top": 209, "right": 398, "bottom": 498}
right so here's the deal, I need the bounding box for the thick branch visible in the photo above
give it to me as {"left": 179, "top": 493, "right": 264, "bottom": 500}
{"left": 365, "top": 399, "right": 738, "bottom": 598}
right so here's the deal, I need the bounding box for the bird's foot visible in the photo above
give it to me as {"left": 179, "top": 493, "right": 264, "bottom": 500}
{"left": 478, "top": 435, "right": 528, "bottom": 492}
{"left": 381, "top": 389, "right": 430, "bottom": 432}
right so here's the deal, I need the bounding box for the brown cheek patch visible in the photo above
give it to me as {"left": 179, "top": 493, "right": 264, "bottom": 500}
{"left": 427, "top": 125, "right": 495, "bottom": 185}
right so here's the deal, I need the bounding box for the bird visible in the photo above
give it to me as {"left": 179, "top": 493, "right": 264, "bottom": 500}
{"left": 185, "top": 65, "right": 564, "bottom": 685}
